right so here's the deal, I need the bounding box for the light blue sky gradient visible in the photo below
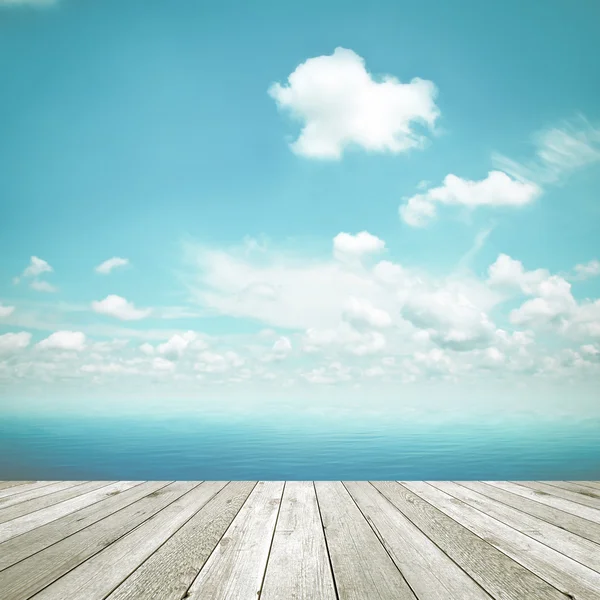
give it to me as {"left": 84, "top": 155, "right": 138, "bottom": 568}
{"left": 1, "top": 0, "right": 599, "bottom": 418}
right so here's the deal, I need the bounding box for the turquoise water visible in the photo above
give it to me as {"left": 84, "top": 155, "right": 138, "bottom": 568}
{"left": 2, "top": 414, "right": 599, "bottom": 480}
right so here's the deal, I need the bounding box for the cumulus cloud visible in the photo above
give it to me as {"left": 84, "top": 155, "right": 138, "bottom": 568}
{"left": 194, "top": 350, "right": 244, "bottom": 373}
{"left": 37, "top": 331, "right": 86, "bottom": 351}
{"left": 493, "top": 116, "right": 600, "bottom": 185}
{"left": 572, "top": 260, "right": 600, "bottom": 281}
{"left": 400, "top": 171, "right": 541, "bottom": 227}
{"left": 91, "top": 295, "right": 151, "bottom": 321}
{"left": 95, "top": 257, "right": 130, "bottom": 275}
{"left": 333, "top": 231, "right": 385, "bottom": 262}
{"left": 0, "top": 303, "right": 15, "bottom": 318}
{"left": 29, "top": 280, "right": 58, "bottom": 293}
{"left": 269, "top": 47, "right": 439, "bottom": 159}
{"left": 0, "top": 332, "right": 31, "bottom": 355}
{"left": 152, "top": 357, "right": 176, "bottom": 372}
{"left": 14, "top": 256, "right": 57, "bottom": 291}
{"left": 156, "top": 331, "right": 205, "bottom": 359}
{"left": 343, "top": 297, "right": 392, "bottom": 329}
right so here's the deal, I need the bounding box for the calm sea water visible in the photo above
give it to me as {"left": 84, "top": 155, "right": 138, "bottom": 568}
{"left": 1, "top": 414, "right": 599, "bottom": 480}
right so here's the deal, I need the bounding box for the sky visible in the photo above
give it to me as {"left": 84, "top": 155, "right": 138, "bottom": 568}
{"left": 1, "top": 0, "right": 599, "bottom": 419}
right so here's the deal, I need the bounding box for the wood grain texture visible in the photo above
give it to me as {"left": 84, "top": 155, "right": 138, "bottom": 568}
{"left": 431, "top": 481, "right": 600, "bottom": 573}
{"left": 106, "top": 482, "right": 256, "bottom": 600}
{"left": 0, "top": 481, "right": 196, "bottom": 600}
{"left": 519, "top": 481, "right": 600, "bottom": 511}
{"left": 184, "top": 481, "right": 284, "bottom": 600}
{"left": 0, "top": 481, "right": 57, "bottom": 501}
{"left": 374, "top": 481, "right": 570, "bottom": 600}
{"left": 486, "top": 481, "right": 600, "bottom": 523}
{"left": 570, "top": 481, "right": 600, "bottom": 491}
{"left": 0, "top": 481, "right": 112, "bottom": 525}
{"left": 407, "top": 481, "right": 600, "bottom": 599}
{"left": 0, "top": 480, "right": 138, "bottom": 544}
{"left": 0, "top": 481, "right": 84, "bottom": 511}
{"left": 316, "top": 481, "right": 416, "bottom": 600}
{"left": 0, "top": 481, "right": 161, "bottom": 572}
{"left": 260, "top": 482, "right": 337, "bottom": 600}
{"left": 460, "top": 481, "right": 600, "bottom": 545}
{"left": 345, "top": 481, "right": 492, "bottom": 600}
{"left": 544, "top": 481, "right": 600, "bottom": 499}
{"left": 31, "top": 482, "right": 223, "bottom": 600}
{"left": 0, "top": 481, "right": 34, "bottom": 491}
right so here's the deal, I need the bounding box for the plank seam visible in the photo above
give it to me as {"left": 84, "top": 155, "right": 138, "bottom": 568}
{"left": 313, "top": 481, "right": 340, "bottom": 600}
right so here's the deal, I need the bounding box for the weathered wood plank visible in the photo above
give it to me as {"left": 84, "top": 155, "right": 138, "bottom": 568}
{"left": 0, "top": 481, "right": 198, "bottom": 600}
{"left": 260, "top": 482, "right": 337, "bottom": 600}
{"left": 0, "top": 481, "right": 137, "bottom": 543}
{"left": 106, "top": 482, "right": 255, "bottom": 600}
{"left": 373, "top": 481, "right": 569, "bottom": 600}
{"left": 184, "top": 481, "right": 284, "bottom": 600}
{"left": 487, "top": 481, "right": 600, "bottom": 523}
{"left": 544, "top": 481, "right": 600, "bottom": 499}
{"left": 569, "top": 481, "right": 600, "bottom": 491}
{"left": 460, "top": 481, "right": 600, "bottom": 545}
{"left": 31, "top": 482, "right": 229, "bottom": 600}
{"left": 403, "top": 481, "right": 600, "bottom": 600}
{"left": 0, "top": 481, "right": 84, "bottom": 510}
{"left": 345, "top": 481, "right": 492, "bottom": 600}
{"left": 0, "top": 481, "right": 161, "bottom": 572}
{"left": 0, "top": 481, "right": 112, "bottom": 525}
{"left": 431, "top": 481, "right": 600, "bottom": 573}
{"left": 520, "top": 481, "right": 600, "bottom": 510}
{"left": 0, "top": 481, "right": 57, "bottom": 501}
{"left": 315, "top": 481, "right": 416, "bottom": 600}
{"left": 0, "top": 481, "right": 34, "bottom": 491}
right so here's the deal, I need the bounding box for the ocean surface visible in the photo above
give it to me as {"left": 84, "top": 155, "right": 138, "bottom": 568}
{"left": 1, "top": 414, "right": 599, "bottom": 480}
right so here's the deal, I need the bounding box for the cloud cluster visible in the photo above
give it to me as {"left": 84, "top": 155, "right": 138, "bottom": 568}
{"left": 269, "top": 47, "right": 439, "bottom": 159}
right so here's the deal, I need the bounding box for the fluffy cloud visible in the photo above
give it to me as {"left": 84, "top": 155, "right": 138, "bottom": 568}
{"left": 0, "top": 303, "right": 15, "bottom": 318}
{"left": 333, "top": 231, "right": 385, "bottom": 262}
{"left": 343, "top": 297, "right": 392, "bottom": 329}
{"left": 303, "top": 323, "right": 387, "bottom": 356}
{"left": 37, "top": 331, "right": 86, "bottom": 351}
{"left": 194, "top": 350, "right": 244, "bottom": 373}
{"left": 156, "top": 331, "right": 205, "bottom": 359}
{"left": 572, "top": 260, "right": 600, "bottom": 281}
{"left": 13, "top": 256, "right": 57, "bottom": 291}
{"left": 269, "top": 47, "right": 439, "bottom": 159}
{"left": 91, "top": 295, "right": 151, "bottom": 321}
{"left": 0, "top": 332, "right": 31, "bottom": 355}
{"left": 95, "top": 257, "right": 130, "bottom": 275}
{"left": 400, "top": 171, "right": 541, "bottom": 227}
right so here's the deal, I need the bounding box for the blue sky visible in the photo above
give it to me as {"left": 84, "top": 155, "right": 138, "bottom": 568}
{"left": 1, "top": 0, "right": 599, "bottom": 417}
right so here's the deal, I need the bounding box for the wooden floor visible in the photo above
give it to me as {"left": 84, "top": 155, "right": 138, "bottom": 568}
{"left": 0, "top": 481, "right": 599, "bottom": 599}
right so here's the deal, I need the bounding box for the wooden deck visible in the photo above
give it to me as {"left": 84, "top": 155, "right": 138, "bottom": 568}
{"left": 0, "top": 481, "right": 599, "bottom": 599}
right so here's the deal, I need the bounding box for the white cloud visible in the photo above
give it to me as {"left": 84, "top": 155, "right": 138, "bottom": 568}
{"left": 493, "top": 116, "right": 600, "bottom": 185}
{"left": 303, "top": 323, "right": 386, "bottom": 356}
{"left": 156, "top": 331, "right": 204, "bottom": 359}
{"left": 269, "top": 47, "right": 439, "bottom": 159}
{"left": 333, "top": 231, "right": 385, "bottom": 262}
{"left": 91, "top": 295, "right": 151, "bottom": 321}
{"left": 572, "top": 260, "right": 600, "bottom": 281}
{"left": 487, "top": 254, "right": 550, "bottom": 294}
{"left": 343, "top": 297, "right": 392, "bottom": 329}
{"left": 152, "top": 357, "right": 176, "bottom": 372}
{"left": 400, "top": 171, "right": 541, "bottom": 227}
{"left": 30, "top": 280, "right": 58, "bottom": 293}
{"left": 22, "top": 256, "right": 53, "bottom": 278}
{"left": 272, "top": 336, "right": 292, "bottom": 356}
{"left": 0, "top": 303, "right": 15, "bottom": 318}
{"left": 139, "top": 343, "right": 155, "bottom": 356}
{"left": 37, "top": 331, "right": 86, "bottom": 351}
{"left": 194, "top": 350, "right": 244, "bottom": 373}
{"left": 95, "top": 257, "right": 130, "bottom": 275}
{"left": 0, "top": 332, "right": 31, "bottom": 355}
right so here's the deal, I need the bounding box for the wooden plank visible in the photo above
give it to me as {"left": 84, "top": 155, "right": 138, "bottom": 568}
{"left": 460, "top": 481, "right": 600, "bottom": 545}
{"left": 0, "top": 481, "right": 57, "bottom": 500}
{"left": 487, "top": 481, "right": 600, "bottom": 523}
{"left": 0, "top": 481, "right": 137, "bottom": 543}
{"left": 31, "top": 482, "right": 230, "bottom": 600}
{"left": 544, "top": 481, "right": 600, "bottom": 499}
{"left": 0, "top": 481, "right": 199, "bottom": 600}
{"left": 373, "top": 481, "right": 569, "bottom": 600}
{"left": 525, "top": 481, "right": 600, "bottom": 509}
{"left": 569, "top": 481, "right": 600, "bottom": 491}
{"left": 345, "top": 481, "right": 492, "bottom": 600}
{"left": 0, "top": 481, "right": 162, "bottom": 572}
{"left": 0, "top": 481, "right": 84, "bottom": 510}
{"left": 0, "top": 481, "right": 112, "bottom": 524}
{"left": 184, "top": 481, "right": 284, "bottom": 600}
{"left": 315, "top": 481, "right": 416, "bottom": 600}
{"left": 260, "top": 482, "right": 337, "bottom": 600}
{"left": 106, "top": 482, "right": 255, "bottom": 600}
{"left": 431, "top": 481, "right": 600, "bottom": 573}
{"left": 403, "top": 481, "right": 600, "bottom": 600}
{"left": 0, "top": 481, "right": 34, "bottom": 491}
